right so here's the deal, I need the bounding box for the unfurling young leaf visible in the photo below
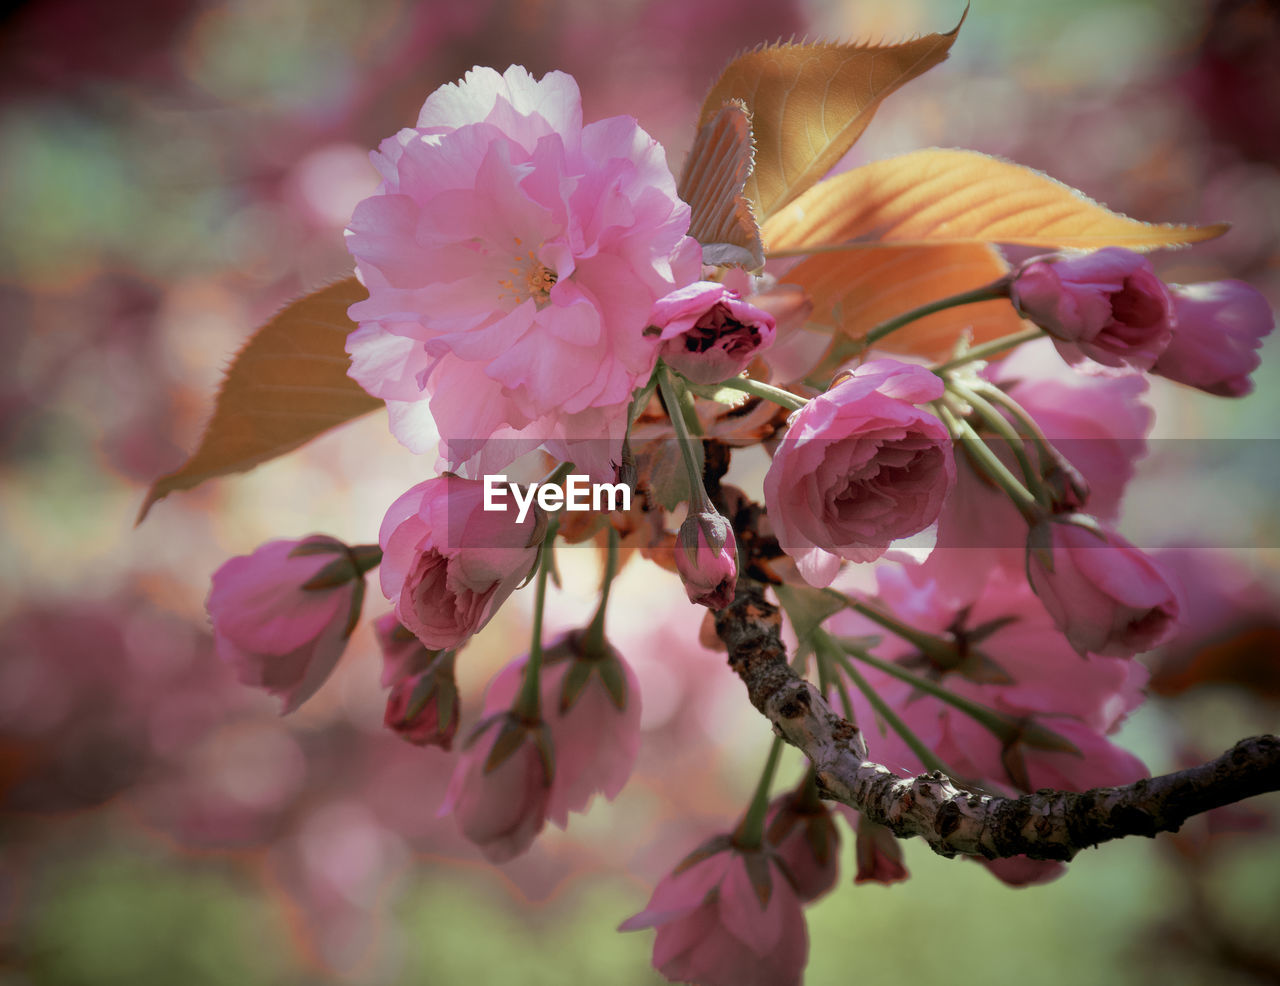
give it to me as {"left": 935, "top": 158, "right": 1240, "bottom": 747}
{"left": 137, "top": 277, "right": 382, "bottom": 522}
{"left": 698, "top": 16, "right": 964, "bottom": 222}
{"left": 678, "top": 100, "right": 764, "bottom": 269}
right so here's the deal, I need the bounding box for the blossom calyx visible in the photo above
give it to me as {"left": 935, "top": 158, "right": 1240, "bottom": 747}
{"left": 378, "top": 617, "right": 460, "bottom": 750}
{"left": 675, "top": 509, "right": 738, "bottom": 610}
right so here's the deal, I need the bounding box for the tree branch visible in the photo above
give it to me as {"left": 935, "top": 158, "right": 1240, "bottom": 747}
{"left": 713, "top": 578, "right": 1280, "bottom": 862}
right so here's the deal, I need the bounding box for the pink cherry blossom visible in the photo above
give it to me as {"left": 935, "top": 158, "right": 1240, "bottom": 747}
{"left": 344, "top": 65, "right": 702, "bottom": 479}
{"left": 929, "top": 339, "right": 1152, "bottom": 606}
{"left": 1027, "top": 519, "right": 1180, "bottom": 657}
{"left": 763, "top": 359, "right": 953, "bottom": 586}
{"left": 440, "top": 707, "right": 552, "bottom": 863}
{"left": 378, "top": 475, "right": 543, "bottom": 651}
{"left": 1152, "top": 280, "right": 1275, "bottom": 396}
{"left": 481, "top": 631, "right": 642, "bottom": 828}
{"left": 620, "top": 841, "right": 808, "bottom": 986}
{"left": 1011, "top": 248, "right": 1174, "bottom": 370}
{"left": 848, "top": 814, "right": 908, "bottom": 885}
{"left": 206, "top": 536, "right": 366, "bottom": 714}
{"left": 652, "top": 281, "right": 776, "bottom": 385}
{"left": 376, "top": 614, "right": 460, "bottom": 749}
{"left": 765, "top": 791, "right": 840, "bottom": 901}
{"left": 675, "top": 510, "right": 738, "bottom": 609}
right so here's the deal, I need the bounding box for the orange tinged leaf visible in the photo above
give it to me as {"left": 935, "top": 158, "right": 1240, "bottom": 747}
{"left": 698, "top": 19, "right": 963, "bottom": 221}
{"left": 789, "top": 242, "right": 1023, "bottom": 361}
{"left": 138, "top": 277, "right": 382, "bottom": 522}
{"left": 678, "top": 100, "right": 764, "bottom": 269}
{"left": 763, "top": 148, "right": 1229, "bottom": 253}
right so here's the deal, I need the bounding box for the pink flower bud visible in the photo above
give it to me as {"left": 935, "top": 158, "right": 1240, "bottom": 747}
{"left": 377, "top": 615, "right": 459, "bottom": 749}
{"left": 620, "top": 838, "right": 809, "bottom": 986}
{"left": 1011, "top": 248, "right": 1174, "bottom": 370}
{"left": 763, "top": 359, "right": 953, "bottom": 587}
{"left": 1027, "top": 518, "right": 1180, "bottom": 657}
{"left": 651, "top": 281, "right": 777, "bottom": 385}
{"left": 379, "top": 476, "right": 544, "bottom": 651}
{"left": 675, "top": 510, "right": 738, "bottom": 610}
{"left": 765, "top": 792, "right": 840, "bottom": 902}
{"left": 851, "top": 815, "right": 909, "bottom": 886}
{"left": 206, "top": 536, "right": 367, "bottom": 714}
{"left": 440, "top": 711, "right": 553, "bottom": 863}
{"left": 1152, "top": 280, "right": 1275, "bottom": 396}
{"left": 481, "top": 631, "right": 643, "bottom": 827}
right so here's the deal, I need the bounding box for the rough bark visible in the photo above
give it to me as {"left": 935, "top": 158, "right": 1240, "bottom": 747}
{"left": 713, "top": 578, "right": 1280, "bottom": 862}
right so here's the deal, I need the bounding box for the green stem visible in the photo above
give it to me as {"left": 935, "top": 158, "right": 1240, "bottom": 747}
{"left": 582, "top": 526, "right": 619, "bottom": 654}
{"left": 736, "top": 735, "right": 786, "bottom": 848}
{"left": 863, "top": 280, "right": 1011, "bottom": 348}
{"left": 838, "top": 593, "right": 960, "bottom": 668}
{"left": 932, "top": 327, "right": 1044, "bottom": 374}
{"left": 970, "top": 382, "right": 1059, "bottom": 468}
{"left": 945, "top": 379, "right": 1049, "bottom": 507}
{"left": 515, "top": 515, "right": 560, "bottom": 721}
{"left": 837, "top": 638, "right": 1068, "bottom": 753}
{"left": 817, "top": 632, "right": 958, "bottom": 777}
{"left": 936, "top": 400, "right": 1043, "bottom": 521}
{"left": 657, "top": 364, "right": 711, "bottom": 510}
{"left": 715, "top": 376, "right": 809, "bottom": 412}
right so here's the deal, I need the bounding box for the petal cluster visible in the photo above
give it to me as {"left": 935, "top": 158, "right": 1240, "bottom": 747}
{"left": 345, "top": 66, "right": 701, "bottom": 478}
{"left": 764, "top": 359, "right": 953, "bottom": 586}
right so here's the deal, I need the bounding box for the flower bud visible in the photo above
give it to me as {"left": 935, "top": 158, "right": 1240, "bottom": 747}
{"left": 675, "top": 510, "right": 738, "bottom": 610}
{"left": 376, "top": 615, "right": 460, "bottom": 749}
{"left": 651, "top": 281, "right": 777, "bottom": 385}
{"left": 206, "top": 535, "right": 368, "bottom": 713}
{"left": 1152, "top": 280, "right": 1275, "bottom": 397}
{"left": 1010, "top": 248, "right": 1174, "bottom": 370}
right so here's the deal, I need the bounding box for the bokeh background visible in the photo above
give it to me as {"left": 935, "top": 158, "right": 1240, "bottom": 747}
{"left": 3, "top": 0, "right": 1279, "bottom": 983}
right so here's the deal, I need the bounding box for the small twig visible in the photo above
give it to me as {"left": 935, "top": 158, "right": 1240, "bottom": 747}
{"left": 713, "top": 579, "right": 1280, "bottom": 862}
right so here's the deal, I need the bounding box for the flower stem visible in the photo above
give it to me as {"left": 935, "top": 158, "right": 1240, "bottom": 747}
{"left": 837, "top": 593, "right": 960, "bottom": 668}
{"left": 515, "top": 515, "right": 560, "bottom": 722}
{"left": 936, "top": 400, "right": 1043, "bottom": 521}
{"left": 657, "top": 363, "right": 711, "bottom": 510}
{"left": 582, "top": 525, "right": 619, "bottom": 654}
{"left": 945, "top": 379, "right": 1050, "bottom": 508}
{"left": 863, "top": 280, "right": 1011, "bottom": 348}
{"left": 816, "top": 632, "right": 958, "bottom": 777}
{"left": 932, "top": 327, "right": 1044, "bottom": 374}
{"left": 716, "top": 376, "right": 809, "bottom": 412}
{"left": 736, "top": 735, "right": 786, "bottom": 849}
{"left": 837, "top": 637, "right": 1076, "bottom": 754}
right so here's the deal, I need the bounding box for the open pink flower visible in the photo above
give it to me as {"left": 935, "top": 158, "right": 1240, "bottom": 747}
{"left": 763, "top": 359, "right": 953, "bottom": 586}
{"left": 345, "top": 66, "right": 701, "bottom": 479}
{"left": 379, "top": 476, "right": 544, "bottom": 651}
{"left": 207, "top": 536, "right": 367, "bottom": 714}
{"left": 653, "top": 281, "right": 776, "bottom": 384}
{"left": 1027, "top": 518, "right": 1180, "bottom": 658}
{"left": 1011, "top": 248, "right": 1174, "bottom": 370}
{"left": 620, "top": 841, "right": 808, "bottom": 986}
{"left": 1152, "top": 280, "right": 1275, "bottom": 396}
{"left": 481, "top": 631, "right": 642, "bottom": 828}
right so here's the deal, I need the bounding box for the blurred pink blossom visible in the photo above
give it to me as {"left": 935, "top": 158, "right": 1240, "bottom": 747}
{"left": 206, "top": 536, "right": 366, "bottom": 714}
{"left": 1027, "top": 518, "right": 1180, "bottom": 658}
{"left": 765, "top": 791, "right": 840, "bottom": 902}
{"left": 620, "top": 840, "right": 808, "bottom": 986}
{"left": 764, "top": 359, "right": 952, "bottom": 586}
{"left": 483, "top": 631, "right": 642, "bottom": 828}
{"left": 1153, "top": 280, "right": 1275, "bottom": 396}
